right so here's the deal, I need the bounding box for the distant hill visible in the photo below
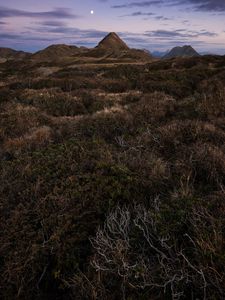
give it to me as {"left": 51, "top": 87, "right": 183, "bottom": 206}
{"left": 32, "top": 44, "right": 86, "bottom": 61}
{"left": 0, "top": 47, "right": 30, "bottom": 60}
{"left": 163, "top": 45, "right": 200, "bottom": 59}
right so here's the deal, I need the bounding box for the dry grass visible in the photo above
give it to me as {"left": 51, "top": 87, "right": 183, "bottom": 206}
{"left": 4, "top": 126, "right": 54, "bottom": 153}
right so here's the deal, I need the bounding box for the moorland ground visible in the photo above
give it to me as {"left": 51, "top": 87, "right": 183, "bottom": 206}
{"left": 1, "top": 54, "right": 225, "bottom": 299}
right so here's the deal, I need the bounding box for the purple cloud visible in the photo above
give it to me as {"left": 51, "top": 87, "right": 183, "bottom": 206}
{"left": 0, "top": 7, "right": 80, "bottom": 19}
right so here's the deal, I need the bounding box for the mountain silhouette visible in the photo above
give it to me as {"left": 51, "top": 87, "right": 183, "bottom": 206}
{"left": 163, "top": 45, "right": 200, "bottom": 59}
{"left": 0, "top": 47, "right": 30, "bottom": 60}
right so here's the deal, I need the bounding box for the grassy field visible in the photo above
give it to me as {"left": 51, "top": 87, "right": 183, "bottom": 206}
{"left": 1, "top": 55, "right": 225, "bottom": 299}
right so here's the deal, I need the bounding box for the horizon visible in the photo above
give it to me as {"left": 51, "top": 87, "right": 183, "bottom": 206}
{"left": 1, "top": 33, "right": 222, "bottom": 56}
{"left": 0, "top": 0, "right": 225, "bottom": 54}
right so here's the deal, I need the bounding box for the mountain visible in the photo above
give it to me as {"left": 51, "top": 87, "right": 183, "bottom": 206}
{"left": 96, "top": 32, "right": 129, "bottom": 51}
{"left": 28, "top": 32, "right": 153, "bottom": 63}
{"left": 86, "top": 32, "right": 152, "bottom": 61}
{"left": 163, "top": 45, "right": 200, "bottom": 59}
{"left": 0, "top": 47, "right": 30, "bottom": 60}
{"left": 32, "top": 44, "right": 86, "bottom": 61}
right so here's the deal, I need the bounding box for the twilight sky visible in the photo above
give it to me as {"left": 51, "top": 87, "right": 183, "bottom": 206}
{"left": 0, "top": 0, "right": 225, "bottom": 54}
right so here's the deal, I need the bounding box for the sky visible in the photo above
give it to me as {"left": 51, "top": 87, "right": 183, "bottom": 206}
{"left": 0, "top": 0, "right": 225, "bottom": 54}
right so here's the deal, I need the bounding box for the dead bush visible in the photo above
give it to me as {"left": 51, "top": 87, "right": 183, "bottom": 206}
{"left": 70, "top": 201, "right": 225, "bottom": 300}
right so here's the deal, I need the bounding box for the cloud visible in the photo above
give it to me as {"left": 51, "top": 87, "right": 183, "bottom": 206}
{"left": 144, "top": 29, "right": 217, "bottom": 39}
{"left": 29, "top": 23, "right": 108, "bottom": 39}
{"left": 112, "top": 1, "right": 162, "bottom": 9}
{"left": 112, "top": 0, "right": 225, "bottom": 12}
{"left": 182, "top": 0, "right": 225, "bottom": 12}
{"left": 119, "top": 11, "right": 173, "bottom": 21}
{"left": 154, "top": 16, "right": 172, "bottom": 20}
{"left": 0, "top": 33, "right": 20, "bottom": 39}
{"left": 0, "top": 32, "right": 61, "bottom": 42}
{"left": 120, "top": 11, "right": 155, "bottom": 17}
{"left": 38, "top": 21, "right": 67, "bottom": 27}
{"left": 122, "top": 36, "right": 150, "bottom": 44}
{"left": 0, "top": 7, "right": 80, "bottom": 19}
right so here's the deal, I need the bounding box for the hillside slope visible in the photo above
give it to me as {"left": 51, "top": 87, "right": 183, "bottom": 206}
{"left": 32, "top": 44, "right": 86, "bottom": 61}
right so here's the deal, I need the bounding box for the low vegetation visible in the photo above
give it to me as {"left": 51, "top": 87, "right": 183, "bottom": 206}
{"left": 0, "top": 54, "right": 225, "bottom": 299}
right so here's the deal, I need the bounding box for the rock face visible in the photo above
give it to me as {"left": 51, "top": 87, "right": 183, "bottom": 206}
{"left": 0, "top": 47, "right": 30, "bottom": 60}
{"left": 96, "top": 32, "right": 129, "bottom": 51}
{"left": 163, "top": 45, "right": 200, "bottom": 59}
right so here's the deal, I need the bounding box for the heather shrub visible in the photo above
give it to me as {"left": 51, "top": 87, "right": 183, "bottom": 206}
{"left": 4, "top": 126, "right": 54, "bottom": 153}
{"left": 197, "top": 80, "right": 225, "bottom": 118}
{"left": 0, "top": 103, "right": 50, "bottom": 139}
{"left": 129, "top": 92, "right": 175, "bottom": 126}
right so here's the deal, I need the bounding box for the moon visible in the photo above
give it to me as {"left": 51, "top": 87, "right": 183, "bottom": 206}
{"left": 90, "top": 10, "right": 94, "bottom": 14}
